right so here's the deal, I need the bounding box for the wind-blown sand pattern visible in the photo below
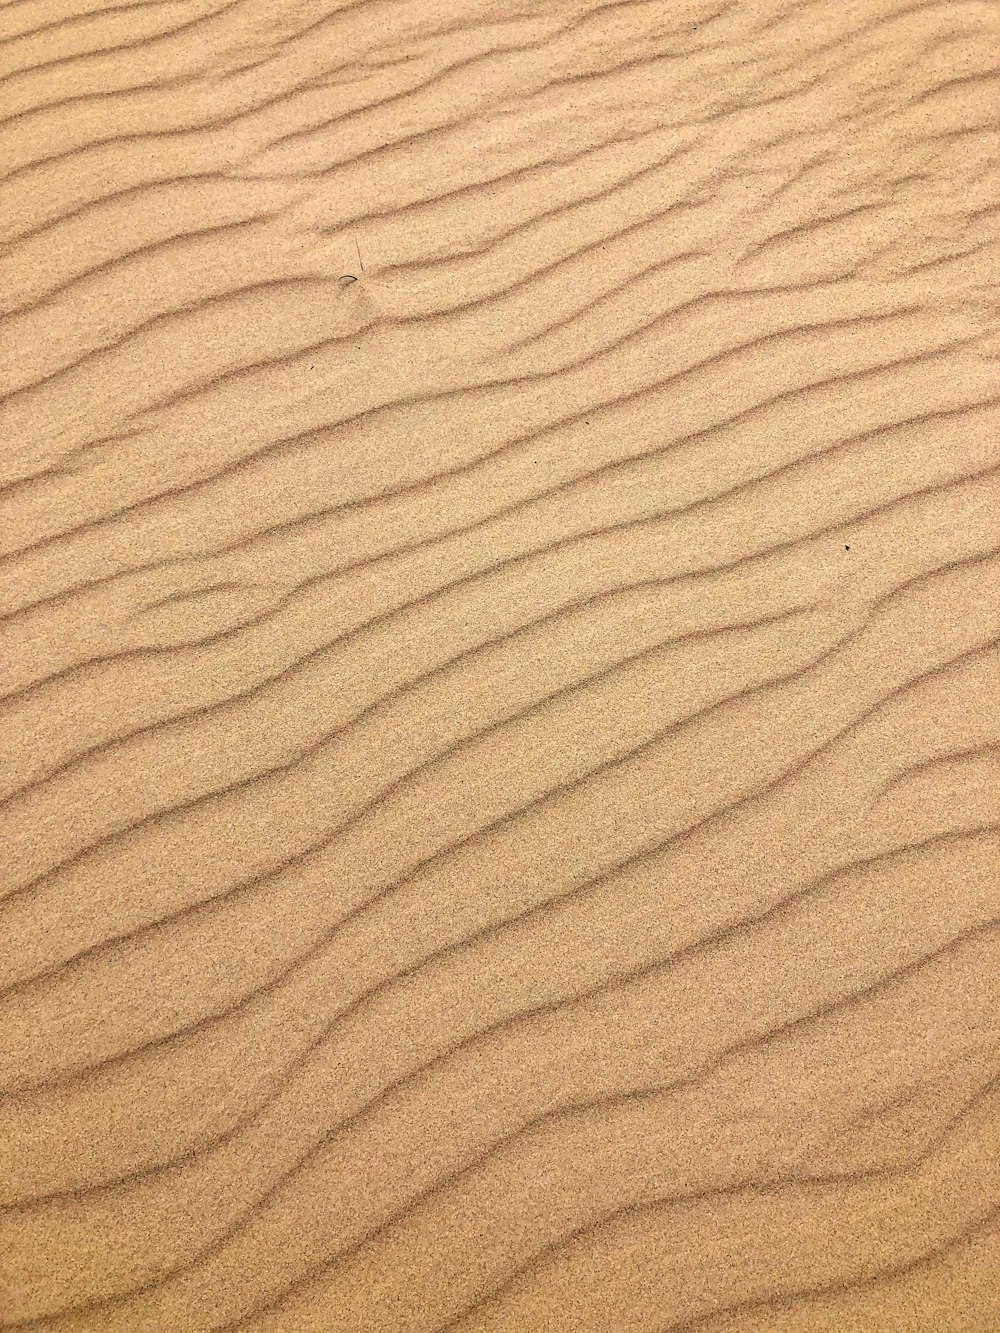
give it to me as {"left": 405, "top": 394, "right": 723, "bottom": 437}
{"left": 1, "top": 0, "right": 999, "bottom": 1329}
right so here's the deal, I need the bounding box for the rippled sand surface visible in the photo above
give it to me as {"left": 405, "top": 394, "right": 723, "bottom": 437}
{"left": 1, "top": 1, "right": 999, "bottom": 1329}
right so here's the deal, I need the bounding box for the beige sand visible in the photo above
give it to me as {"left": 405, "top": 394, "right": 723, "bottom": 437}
{"left": 1, "top": 0, "right": 999, "bottom": 1328}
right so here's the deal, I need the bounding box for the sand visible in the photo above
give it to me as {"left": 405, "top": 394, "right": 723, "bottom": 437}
{"left": 1, "top": 0, "right": 999, "bottom": 1328}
